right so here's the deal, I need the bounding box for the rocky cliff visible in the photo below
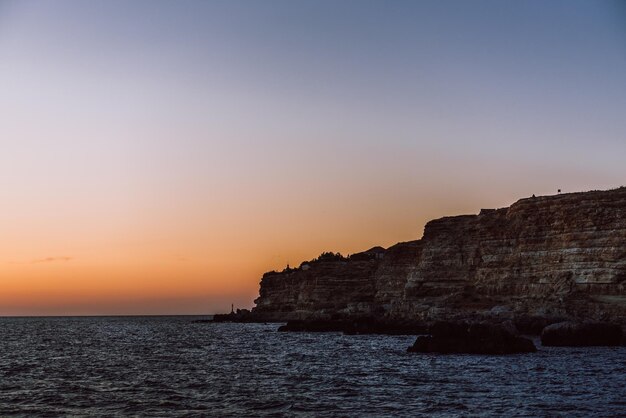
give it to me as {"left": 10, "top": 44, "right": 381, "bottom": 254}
{"left": 252, "top": 188, "right": 626, "bottom": 324}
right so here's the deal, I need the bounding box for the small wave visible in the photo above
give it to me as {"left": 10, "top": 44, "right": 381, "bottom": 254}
{"left": 0, "top": 317, "right": 623, "bottom": 417}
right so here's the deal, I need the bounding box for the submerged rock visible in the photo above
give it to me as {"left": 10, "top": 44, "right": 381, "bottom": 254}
{"left": 407, "top": 321, "right": 537, "bottom": 354}
{"left": 540, "top": 321, "right": 623, "bottom": 346}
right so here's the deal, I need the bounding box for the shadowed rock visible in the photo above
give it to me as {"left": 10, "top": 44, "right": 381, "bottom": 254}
{"left": 407, "top": 321, "right": 536, "bottom": 354}
{"left": 540, "top": 321, "right": 623, "bottom": 346}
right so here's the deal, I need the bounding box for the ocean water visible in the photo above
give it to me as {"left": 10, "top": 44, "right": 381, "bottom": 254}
{"left": 0, "top": 317, "right": 624, "bottom": 417}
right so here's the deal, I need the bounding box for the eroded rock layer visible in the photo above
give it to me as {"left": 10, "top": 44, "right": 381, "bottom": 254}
{"left": 252, "top": 188, "right": 626, "bottom": 323}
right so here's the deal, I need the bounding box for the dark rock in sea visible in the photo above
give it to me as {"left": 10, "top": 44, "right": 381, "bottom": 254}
{"left": 540, "top": 321, "right": 623, "bottom": 347}
{"left": 407, "top": 321, "right": 537, "bottom": 354}
{"left": 278, "top": 318, "right": 428, "bottom": 335}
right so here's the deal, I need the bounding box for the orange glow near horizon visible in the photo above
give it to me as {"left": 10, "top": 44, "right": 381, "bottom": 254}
{"left": 1, "top": 169, "right": 498, "bottom": 316}
{"left": 3, "top": 180, "right": 616, "bottom": 316}
{"left": 0, "top": 196, "right": 440, "bottom": 316}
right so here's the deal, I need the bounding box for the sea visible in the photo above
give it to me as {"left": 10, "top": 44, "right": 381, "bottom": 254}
{"left": 0, "top": 316, "right": 624, "bottom": 417}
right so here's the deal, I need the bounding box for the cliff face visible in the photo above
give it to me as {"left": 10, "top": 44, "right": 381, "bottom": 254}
{"left": 253, "top": 258, "right": 379, "bottom": 320}
{"left": 252, "top": 188, "right": 626, "bottom": 323}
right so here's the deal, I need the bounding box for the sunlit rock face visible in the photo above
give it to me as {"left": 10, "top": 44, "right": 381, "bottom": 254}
{"left": 252, "top": 188, "right": 626, "bottom": 323}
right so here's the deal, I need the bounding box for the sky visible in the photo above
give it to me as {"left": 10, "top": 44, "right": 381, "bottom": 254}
{"left": 1, "top": 0, "right": 625, "bottom": 315}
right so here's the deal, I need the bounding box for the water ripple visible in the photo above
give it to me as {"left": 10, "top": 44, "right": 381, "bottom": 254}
{"left": 0, "top": 317, "right": 624, "bottom": 416}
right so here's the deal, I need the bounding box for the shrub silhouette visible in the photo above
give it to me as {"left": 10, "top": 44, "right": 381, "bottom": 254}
{"left": 314, "top": 251, "right": 346, "bottom": 262}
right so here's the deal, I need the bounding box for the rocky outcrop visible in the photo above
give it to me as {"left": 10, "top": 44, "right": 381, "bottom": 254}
{"left": 252, "top": 250, "right": 382, "bottom": 321}
{"left": 540, "top": 321, "right": 623, "bottom": 346}
{"left": 250, "top": 188, "right": 626, "bottom": 326}
{"left": 407, "top": 321, "right": 536, "bottom": 354}
{"left": 212, "top": 309, "right": 260, "bottom": 322}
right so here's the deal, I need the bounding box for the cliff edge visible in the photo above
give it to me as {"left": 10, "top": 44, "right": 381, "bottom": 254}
{"left": 251, "top": 188, "right": 626, "bottom": 324}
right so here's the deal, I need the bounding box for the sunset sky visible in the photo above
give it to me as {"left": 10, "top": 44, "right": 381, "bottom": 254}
{"left": 1, "top": 0, "right": 625, "bottom": 315}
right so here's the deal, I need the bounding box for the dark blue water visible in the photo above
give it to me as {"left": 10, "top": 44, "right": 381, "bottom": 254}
{"left": 0, "top": 317, "right": 624, "bottom": 416}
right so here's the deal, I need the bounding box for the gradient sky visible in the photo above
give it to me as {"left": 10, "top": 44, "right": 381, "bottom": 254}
{"left": 1, "top": 0, "right": 625, "bottom": 315}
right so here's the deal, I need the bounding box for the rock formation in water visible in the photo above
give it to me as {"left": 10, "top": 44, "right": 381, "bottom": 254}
{"left": 250, "top": 188, "right": 626, "bottom": 325}
{"left": 407, "top": 321, "right": 537, "bottom": 354}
